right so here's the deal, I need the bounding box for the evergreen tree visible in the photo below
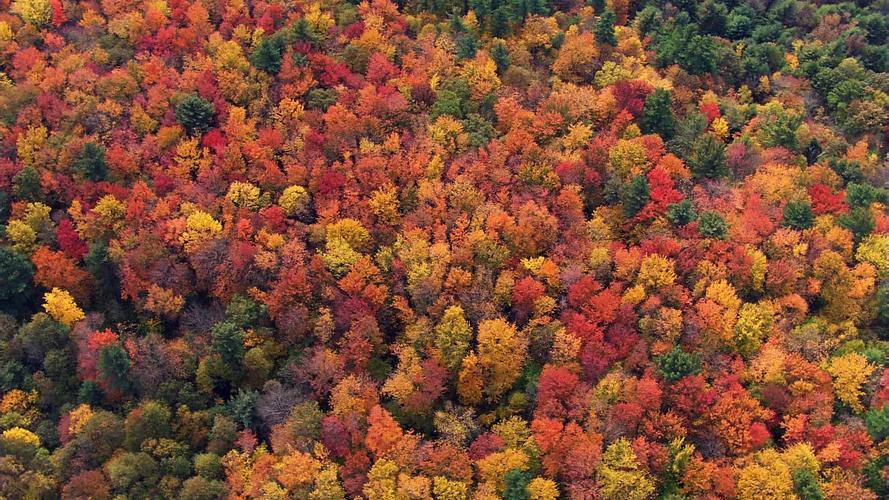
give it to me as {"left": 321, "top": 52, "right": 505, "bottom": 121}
{"left": 655, "top": 347, "right": 701, "bottom": 382}
{"left": 0, "top": 248, "right": 35, "bottom": 316}
{"left": 782, "top": 200, "right": 814, "bottom": 229}
{"left": 595, "top": 10, "right": 617, "bottom": 46}
{"left": 175, "top": 94, "right": 215, "bottom": 135}
{"left": 491, "top": 42, "right": 511, "bottom": 73}
{"left": 73, "top": 142, "right": 108, "bottom": 181}
{"left": 688, "top": 135, "right": 728, "bottom": 179}
{"left": 250, "top": 36, "right": 285, "bottom": 74}
{"left": 640, "top": 88, "right": 675, "bottom": 139}
{"left": 621, "top": 174, "right": 650, "bottom": 217}
{"left": 698, "top": 211, "right": 728, "bottom": 239}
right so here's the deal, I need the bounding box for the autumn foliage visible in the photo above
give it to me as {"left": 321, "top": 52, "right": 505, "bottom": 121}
{"left": 0, "top": 0, "right": 887, "bottom": 497}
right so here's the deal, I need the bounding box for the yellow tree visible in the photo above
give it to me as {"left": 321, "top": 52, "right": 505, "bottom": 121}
{"left": 827, "top": 352, "right": 875, "bottom": 413}
{"left": 459, "top": 318, "right": 528, "bottom": 403}
{"left": 596, "top": 439, "right": 655, "bottom": 500}
{"left": 43, "top": 288, "right": 85, "bottom": 326}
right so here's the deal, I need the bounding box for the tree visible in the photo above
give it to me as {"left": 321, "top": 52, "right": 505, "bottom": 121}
{"left": 595, "top": 11, "right": 617, "bottom": 46}
{"left": 655, "top": 347, "right": 701, "bottom": 382}
{"left": 736, "top": 450, "right": 795, "bottom": 500}
{"left": 782, "top": 200, "right": 814, "bottom": 230}
{"left": 460, "top": 318, "right": 527, "bottom": 403}
{"left": 621, "top": 175, "right": 650, "bottom": 217}
{"left": 827, "top": 353, "right": 875, "bottom": 413}
{"left": 98, "top": 345, "right": 132, "bottom": 394}
{"left": 492, "top": 42, "right": 511, "bottom": 73}
{"left": 503, "top": 468, "right": 531, "bottom": 500}
{"left": 596, "top": 439, "right": 655, "bottom": 500}
{"left": 12, "top": 0, "right": 52, "bottom": 28}
{"left": 0, "top": 248, "right": 35, "bottom": 316}
{"left": 666, "top": 199, "right": 697, "bottom": 226}
{"left": 175, "top": 95, "right": 215, "bottom": 135}
{"left": 211, "top": 321, "right": 245, "bottom": 365}
{"left": 434, "top": 305, "right": 471, "bottom": 371}
{"left": 250, "top": 36, "right": 285, "bottom": 73}
{"left": 688, "top": 135, "right": 728, "bottom": 179}
{"left": 72, "top": 142, "right": 108, "bottom": 181}
{"left": 640, "top": 88, "right": 675, "bottom": 139}
{"left": 698, "top": 211, "right": 728, "bottom": 239}
{"left": 42, "top": 288, "right": 84, "bottom": 327}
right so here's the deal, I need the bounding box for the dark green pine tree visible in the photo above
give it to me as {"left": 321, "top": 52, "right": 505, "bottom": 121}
{"left": 73, "top": 142, "right": 108, "bottom": 181}
{"left": 640, "top": 88, "right": 676, "bottom": 139}
{"left": 688, "top": 134, "right": 728, "bottom": 179}
{"left": 595, "top": 10, "right": 617, "bottom": 46}
{"left": 621, "top": 174, "right": 650, "bottom": 218}
{"left": 175, "top": 94, "right": 216, "bottom": 135}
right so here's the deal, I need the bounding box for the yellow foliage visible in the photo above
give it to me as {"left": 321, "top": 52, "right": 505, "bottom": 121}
{"left": 736, "top": 449, "right": 795, "bottom": 500}
{"left": 43, "top": 288, "right": 85, "bottom": 326}
{"left": 16, "top": 126, "right": 48, "bottom": 168}
{"left": 637, "top": 254, "right": 677, "bottom": 290}
{"left": 622, "top": 284, "right": 646, "bottom": 305}
{"left": 275, "top": 451, "right": 321, "bottom": 490}
{"left": 552, "top": 29, "right": 599, "bottom": 83}
{"left": 527, "top": 477, "right": 559, "bottom": 500}
{"left": 856, "top": 234, "right": 888, "bottom": 277}
{"left": 607, "top": 139, "right": 649, "bottom": 178}
{"left": 476, "top": 448, "right": 529, "bottom": 488}
{"left": 370, "top": 186, "right": 400, "bottom": 225}
{"left": 705, "top": 279, "right": 741, "bottom": 311}
{"left": 1, "top": 427, "right": 41, "bottom": 448}
{"left": 226, "top": 181, "right": 262, "bottom": 209}
{"left": 461, "top": 54, "right": 500, "bottom": 101}
{"left": 734, "top": 302, "right": 774, "bottom": 356}
{"left": 279, "top": 185, "right": 310, "bottom": 216}
{"left": 429, "top": 116, "right": 468, "bottom": 153}
{"left": 180, "top": 210, "right": 223, "bottom": 251}
{"left": 827, "top": 352, "right": 875, "bottom": 413}
{"left": 326, "top": 218, "right": 372, "bottom": 252}
{"left": 492, "top": 416, "right": 531, "bottom": 449}
{"left": 746, "top": 246, "right": 768, "bottom": 292}
{"left": 12, "top": 0, "right": 52, "bottom": 28}
{"left": 432, "top": 477, "right": 468, "bottom": 500}
{"left": 6, "top": 220, "right": 38, "bottom": 254}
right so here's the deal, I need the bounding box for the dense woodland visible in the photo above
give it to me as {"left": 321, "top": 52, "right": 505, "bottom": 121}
{"left": 0, "top": 0, "right": 888, "bottom": 497}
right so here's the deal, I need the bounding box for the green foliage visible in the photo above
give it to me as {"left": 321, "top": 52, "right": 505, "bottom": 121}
{"left": 655, "top": 347, "right": 701, "bottom": 382}
{"left": 698, "top": 211, "right": 728, "bottom": 239}
{"left": 782, "top": 200, "right": 814, "bottom": 230}
{"left": 492, "top": 42, "right": 511, "bottom": 73}
{"left": 250, "top": 36, "right": 286, "bottom": 74}
{"left": 0, "top": 248, "right": 35, "bottom": 316}
{"left": 595, "top": 10, "right": 617, "bottom": 46}
{"left": 640, "top": 88, "right": 675, "bottom": 139}
{"left": 864, "top": 406, "right": 889, "bottom": 442}
{"left": 175, "top": 95, "right": 215, "bottom": 135}
{"left": 621, "top": 174, "right": 650, "bottom": 218}
{"left": 502, "top": 468, "right": 531, "bottom": 500}
{"left": 655, "top": 24, "right": 717, "bottom": 75}
{"left": 838, "top": 207, "right": 875, "bottom": 241}
{"left": 211, "top": 322, "right": 245, "bottom": 365}
{"left": 792, "top": 468, "right": 824, "bottom": 500}
{"left": 666, "top": 199, "right": 696, "bottom": 226}
{"left": 688, "top": 135, "right": 728, "bottom": 179}
{"left": 12, "top": 166, "right": 41, "bottom": 201}
{"left": 72, "top": 142, "right": 108, "bottom": 182}
{"left": 846, "top": 183, "right": 888, "bottom": 209}
{"left": 99, "top": 344, "right": 132, "bottom": 392}
{"left": 431, "top": 79, "right": 471, "bottom": 119}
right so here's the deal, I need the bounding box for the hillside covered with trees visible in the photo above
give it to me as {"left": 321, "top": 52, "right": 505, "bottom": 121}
{"left": 0, "top": 0, "right": 888, "bottom": 497}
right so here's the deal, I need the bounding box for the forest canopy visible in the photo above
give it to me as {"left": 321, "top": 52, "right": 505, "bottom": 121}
{"left": 0, "top": 0, "right": 888, "bottom": 498}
